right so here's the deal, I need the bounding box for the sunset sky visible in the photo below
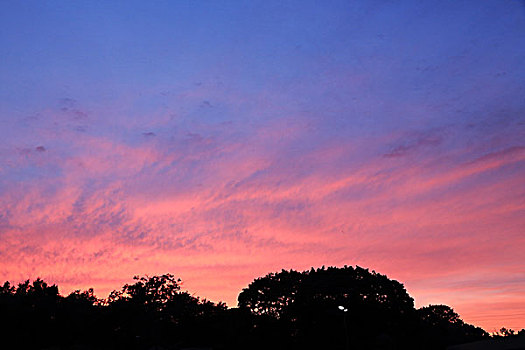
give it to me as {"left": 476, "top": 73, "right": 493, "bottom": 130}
{"left": 1, "top": 0, "right": 524, "bottom": 331}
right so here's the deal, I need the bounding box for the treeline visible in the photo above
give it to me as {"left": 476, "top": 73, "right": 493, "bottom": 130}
{"left": 0, "top": 266, "right": 520, "bottom": 350}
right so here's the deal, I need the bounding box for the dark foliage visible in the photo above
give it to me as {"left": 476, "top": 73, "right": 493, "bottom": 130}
{"left": 0, "top": 267, "right": 495, "bottom": 350}
{"left": 415, "top": 304, "right": 488, "bottom": 349}
{"left": 238, "top": 266, "right": 417, "bottom": 349}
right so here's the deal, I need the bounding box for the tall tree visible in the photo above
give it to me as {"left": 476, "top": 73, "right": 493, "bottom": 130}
{"left": 238, "top": 266, "right": 416, "bottom": 349}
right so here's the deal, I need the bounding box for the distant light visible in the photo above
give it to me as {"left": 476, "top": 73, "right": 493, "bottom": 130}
{"left": 338, "top": 305, "right": 348, "bottom": 312}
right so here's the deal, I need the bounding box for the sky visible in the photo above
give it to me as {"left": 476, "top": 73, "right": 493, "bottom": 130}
{"left": 1, "top": 0, "right": 524, "bottom": 332}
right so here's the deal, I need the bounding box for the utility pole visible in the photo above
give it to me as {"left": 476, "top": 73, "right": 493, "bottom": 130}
{"left": 338, "top": 305, "right": 350, "bottom": 350}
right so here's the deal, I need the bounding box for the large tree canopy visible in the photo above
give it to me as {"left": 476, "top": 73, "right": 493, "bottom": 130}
{"left": 238, "top": 265, "right": 414, "bottom": 318}
{"left": 238, "top": 266, "right": 417, "bottom": 348}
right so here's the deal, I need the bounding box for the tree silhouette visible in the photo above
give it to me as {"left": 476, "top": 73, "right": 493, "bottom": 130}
{"left": 105, "top": 273, "right": 228, "bottom": 349}
{"left": 237, "top": 268, "right": 304, "bottom": 318}
{"left": 416, "top": 304, "right": 488, "bottom": 348}
{"left": 238, "top": 266, "right": 416, "bottom": 349}
{"left": 418, "top": 304, "right": 462, "bottom": 326}
{"left": 108, "top": 273, "right": 183, "bottom": 310}
{"left": 0, "top": 269, "right": 495, "bottom": 349}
